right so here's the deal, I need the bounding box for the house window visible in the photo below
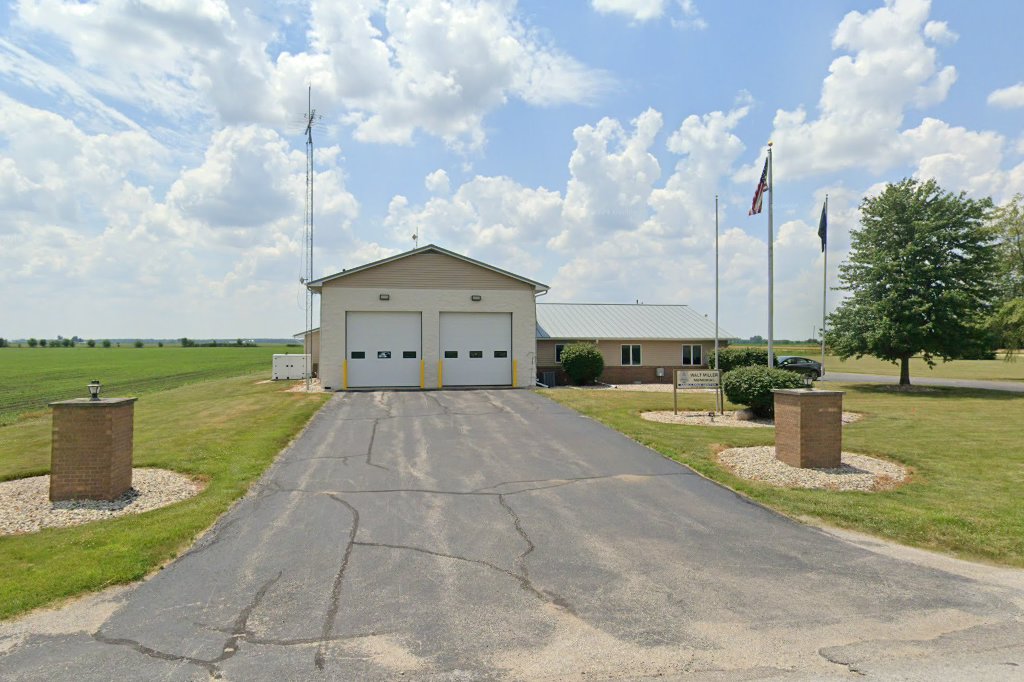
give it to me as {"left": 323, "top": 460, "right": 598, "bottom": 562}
{"left": 681, "top": 344, "right": 702, "bottom": 366}
{"left": 621, "top": 344, "right": 641, "bottom": 366}
{"left": 555, "top": 344, "right": 566, "bottom": 363}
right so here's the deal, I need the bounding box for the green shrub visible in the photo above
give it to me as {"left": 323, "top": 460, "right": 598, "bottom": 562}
{"left": 707, "top": 347, "right": 770, "bottom": 372}
{"left": 101, "top": 340, "right": 111, "bottom": 348}
{"left": 86, "top": 339, "right": 96, "bottom": 348}
{"left": 722, "top": 365, "right": 805, "bottom": 417}
{"left": 560, "top": 343, "right": 605, "bottom": 385}
{"left": 134, "top": 340, "right": 144, "bottom": 348}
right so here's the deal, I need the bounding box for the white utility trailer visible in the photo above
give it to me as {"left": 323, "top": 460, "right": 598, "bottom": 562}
{"left": 272, "top": 354, "right": 311, "bottom": 380}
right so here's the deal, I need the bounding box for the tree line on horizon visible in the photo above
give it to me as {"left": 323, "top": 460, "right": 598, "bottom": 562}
{"left": 0, "top": 337, "right": 261, "bottom": 349}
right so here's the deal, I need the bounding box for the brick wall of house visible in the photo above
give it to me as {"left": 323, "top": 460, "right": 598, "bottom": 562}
{"left": 537, "top": 364, "right": 708, "bottom": 386}
{"left": 50, "top": 398, "right": 136, "bottom": 501}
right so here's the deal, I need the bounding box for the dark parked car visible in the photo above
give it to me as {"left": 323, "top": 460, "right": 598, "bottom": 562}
{"left": 775, "top": 355, "right": 822, "bottom": 378}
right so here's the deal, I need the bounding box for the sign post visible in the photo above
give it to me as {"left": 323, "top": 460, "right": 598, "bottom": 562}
{"left": 674, "top": 369, "right": 722, "bottom": 415}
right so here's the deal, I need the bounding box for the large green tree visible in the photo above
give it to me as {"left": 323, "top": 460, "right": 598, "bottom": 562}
{"left": 987, "top": 194, "right": 1024, "bottom": 354}
{"left": 826, "top": 178, "right": 997, "bottom": 385}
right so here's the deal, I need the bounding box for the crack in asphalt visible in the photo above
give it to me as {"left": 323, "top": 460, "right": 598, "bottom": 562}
{"left": 817, "top": 647, "right": 868, "bottom": 676}
{"left": 92, "top": 571, "right": 283, "bottom": 678}
{"left": 423, "top": 392, "right": 451, "bottom": 416}
{"left": 352, "top": 490, "right": 575, "bottom": 616}
{"left": 315, "top": 494, "right": 360, "bottom": 671}
{"left": 364, "top": 419, "right": 390, "bottom": 472}
{"left": 91, "top": 632, "right": 219, "bottom": 676}
{"left": 498, "top": 494, "right": 535, "bottom": 581}
{"left": 180, "top": 516, "right": 243, "bottom": 560}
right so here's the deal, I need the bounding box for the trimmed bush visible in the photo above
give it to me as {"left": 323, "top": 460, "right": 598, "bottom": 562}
{"left": 707, "top": 347, "right": 770, "bottom": 372}
{"left": 722, "top": 365, "right": 804, "bottom": 417}
{"left": 560, "top": 343, "right": 605, "bottom": 385}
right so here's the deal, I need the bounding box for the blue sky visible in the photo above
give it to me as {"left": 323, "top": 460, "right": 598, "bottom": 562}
{"left": 2, "top": 0, "right": 1023, "bottom": 340}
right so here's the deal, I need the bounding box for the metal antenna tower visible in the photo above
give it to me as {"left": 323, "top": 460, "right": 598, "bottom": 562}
{"left": 301, "top": 86, "right": 321, "bottom": 392}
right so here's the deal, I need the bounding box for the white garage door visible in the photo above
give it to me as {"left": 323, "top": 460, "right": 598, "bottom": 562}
{"left": 440, "top": 312, "right": 512, "bottom": 386}
{"left": 346, "top": 312, "right": 421, "bottom": 388}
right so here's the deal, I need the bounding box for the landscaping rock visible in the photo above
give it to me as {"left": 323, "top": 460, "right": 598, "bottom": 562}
{"left": 734, "top": 408, "right": 757, "bottom": 421}
{"left": 717, "top": 446, "right": 907, "bottom": 491}
{"left": 0, "top": 468, "right": 202, "bottom": 536}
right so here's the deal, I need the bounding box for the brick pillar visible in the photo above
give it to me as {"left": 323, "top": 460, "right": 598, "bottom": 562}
{"left": 772, "top": 389, "right": 843, "bottom": 468}
{"left": 49, "top": 398, "right": 137, "bottom": 501}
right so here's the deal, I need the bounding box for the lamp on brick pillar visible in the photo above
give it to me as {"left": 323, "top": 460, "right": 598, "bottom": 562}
{"left": 50, "top": 385, "right": 136, "bottom": 501}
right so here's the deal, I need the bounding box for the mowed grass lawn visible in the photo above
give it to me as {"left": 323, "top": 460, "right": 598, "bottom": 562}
{"left": 0, "top": 345, "right": 296, "bottom": 425}
{"left": 541, "top": 385, "right": 1024, "bottom": 567}
{"left": 0, "top": 376, "right": 330, "bottom": 619}
{"left": 732, "top": 344, "right": 1024, "bottom": 382}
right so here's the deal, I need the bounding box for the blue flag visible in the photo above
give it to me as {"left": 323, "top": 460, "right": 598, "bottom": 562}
{"left": 818, "top": 199, "right": 827, "bottom": 252}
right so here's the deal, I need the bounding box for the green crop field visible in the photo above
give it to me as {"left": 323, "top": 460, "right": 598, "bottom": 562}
{"left": 0, "top": 346, "right": 295, "bottom": 425}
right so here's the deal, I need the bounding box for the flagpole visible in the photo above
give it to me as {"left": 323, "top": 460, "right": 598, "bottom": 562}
{"left": 715, "top": 194, "right": 721, "bottom": 414}
{"left": 821, "top": 193, "right": 828, "bottom": 377}
{"left": 767, "top": 142, "right": 774, "bottom": 369}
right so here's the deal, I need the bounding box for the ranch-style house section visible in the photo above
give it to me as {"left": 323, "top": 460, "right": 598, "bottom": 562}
{"left": 536, "top": 303, "right": 731, "bottom": 385}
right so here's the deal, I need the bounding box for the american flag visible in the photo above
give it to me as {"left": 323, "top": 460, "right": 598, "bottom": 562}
{"left": 749, "top": 157, "right": 768, "bottom": 215}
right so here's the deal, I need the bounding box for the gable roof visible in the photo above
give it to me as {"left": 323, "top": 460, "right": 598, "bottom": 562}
{"left": 306, "top": 244, "right": 549, "bottom": 292}
{"left": 536, "top": 303, "right": 733, "bottom": 340}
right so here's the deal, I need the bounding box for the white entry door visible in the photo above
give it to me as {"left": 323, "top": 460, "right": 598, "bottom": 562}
{"left": 346, "top": 312, "right": 421, "bottom": 388}
{"left": 440, "top": 312, "right": 512, "bottom": 386}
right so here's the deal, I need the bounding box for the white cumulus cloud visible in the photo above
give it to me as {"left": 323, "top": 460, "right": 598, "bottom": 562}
{"left": 591, "top": 0, "right": 668, "bottom": 22}
{"left": 988, "top": 83, "right": 1024, "bottom": 109}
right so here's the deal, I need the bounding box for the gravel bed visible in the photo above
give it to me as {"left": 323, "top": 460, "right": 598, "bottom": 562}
{"left": 717, "top": 446, "right": 908, "bottom": 491}
{"left": 286, "top": 378, "right": 324, "bottom": 392}
{"left": 0, "top": 468, "right": 202, "bottom": 536}
{"left": 641, "top": 411, "right": 864, "bottom": 427}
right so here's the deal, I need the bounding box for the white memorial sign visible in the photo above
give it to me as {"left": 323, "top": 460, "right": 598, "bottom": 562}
{"left": 676, "top": 370, "right": 721, "bottom": 388}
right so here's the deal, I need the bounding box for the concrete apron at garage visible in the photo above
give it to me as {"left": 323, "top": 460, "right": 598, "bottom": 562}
{"left": 3, "top": 391, "right": 1023, "bottom": 680}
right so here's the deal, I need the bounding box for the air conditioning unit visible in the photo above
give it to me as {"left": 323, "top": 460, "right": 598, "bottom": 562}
{"left": 541, "top": 371, "right": 557, "bottom": 387}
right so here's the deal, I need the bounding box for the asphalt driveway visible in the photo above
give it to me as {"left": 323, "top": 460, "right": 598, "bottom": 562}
{"left": 2, "top": 390, "right": 1023, "bottom": 680}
